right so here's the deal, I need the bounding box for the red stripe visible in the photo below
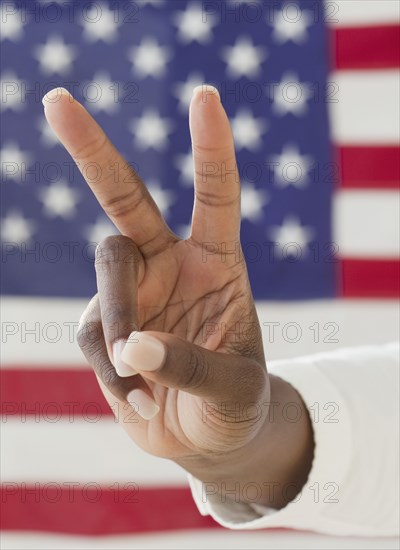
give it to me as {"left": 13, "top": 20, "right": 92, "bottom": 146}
{"left": 338, "top": 146, "right": 400, "bottom": 189}
{"left": 0, "top": 368, "right": 113, "bottom": 417}
{"left": 0, "top": 485, "right": 219, "bottom": 534}
{"left": 332, "top": 25, "right": 400, "bottom": 69}
{"left": 340, "top": 259, "right": 400, "bottom": 298}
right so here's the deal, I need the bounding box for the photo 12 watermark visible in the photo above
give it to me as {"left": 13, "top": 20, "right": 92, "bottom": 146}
{"left": 201, "top": 479, "right": 339, "bottom": 505}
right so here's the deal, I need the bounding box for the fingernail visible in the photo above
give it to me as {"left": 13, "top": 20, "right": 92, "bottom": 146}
{"left": 121, "top": 332, "right": 165, "bottom": 372}
{"left": 127, "top": 389, "right": 160, "bottom": 420}
{"left": 113, "top": 340, "right": 137, "bottom": 377}
{"left": 192, "top": 84, "right": 220, "bottom": 102}
{"left": 42, "top": 87, "right": 72, "bottom": 105}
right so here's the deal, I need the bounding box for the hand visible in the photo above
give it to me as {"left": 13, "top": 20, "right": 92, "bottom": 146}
{"left": 44, "top": 86, "right": 313, "bottom": 508}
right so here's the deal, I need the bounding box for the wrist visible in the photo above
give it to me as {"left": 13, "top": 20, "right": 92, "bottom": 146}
{"left": 178, "top": 374, "right": 314, "bottom": 509}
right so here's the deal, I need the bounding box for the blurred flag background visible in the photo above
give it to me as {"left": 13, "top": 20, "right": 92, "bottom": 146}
{"left": 1, "top": 0, "right": 399, "bottom": 548}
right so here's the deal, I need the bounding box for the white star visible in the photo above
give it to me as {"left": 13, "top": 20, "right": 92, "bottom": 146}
{"left": 175, "top": 149, "right": 193, "bottom": 186}
{"left": 83, "top": 216, "right": 119, "bottom": 248}
{"left": 0, "top": 142, "right": 32, "bottom": 183}
{"left": 130, "top": 109, "right": 173, "bottom": 151}
{"left": 81, "top": 3, "right": 120, "bottom": 43}
{"left": 147, "top": 180, "right": 175, "bottom": 219}
{"left": 270, "top": 72, "right": 312, "bottom": 116}
{"left": 37, "top": 116, "right": 59, "bottom": 148}
{"left": 173, "top": 72, "right": 205, "bottom": 113}
{"left": 0, "top": 3, "right": 26, "bottom": 41}
{"left": 34, "top": 35, "right": 77, "bottom": 75}
{"left": 269, "top": 144, "right": 313, "bottom": 188}
{"left": 270, "top": 2, "right": 313, "bottom": 44}
{"left": 128, "top": 37, "right": 172, "bottom": 78}
{"left": 39, "top": 181, "right": 80, "bottom": 219}
{"left": 231, "top": 108, "right": 268, "bottom": 151}
{"left": 173, "top": 2, "right": 216, "bottom": 44}
{"left": 84, "top": 72, "right": 119, "bottom": 114}
{"left": 241, "top": 182, "right": 269, "bottom": 222}
{"left": 221, "top": 37, "right": 268, "bottom": 78}
{"left": 0, "top": 71, "right": 25, "bottom": 111}
{"left": 1, "top": 210, "right": 35, "bottom": 244}
{"left": 269, "top": 216, "right": 314, "bottom": 255}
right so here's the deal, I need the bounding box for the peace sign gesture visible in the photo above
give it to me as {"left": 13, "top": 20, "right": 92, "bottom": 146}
{"left": 43, "top": 86, "right": 312, "bottom": 509}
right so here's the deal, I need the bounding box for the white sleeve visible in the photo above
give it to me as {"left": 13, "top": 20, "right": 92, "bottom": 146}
{"left": 189, "top": 342, "right": 399, "bottom": 537}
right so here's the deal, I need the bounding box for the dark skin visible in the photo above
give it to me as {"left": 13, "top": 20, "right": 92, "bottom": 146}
{"left": 44, "top": 85, "right": 314, "bottom": 509}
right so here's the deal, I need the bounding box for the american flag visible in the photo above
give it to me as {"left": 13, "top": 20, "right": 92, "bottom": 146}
{"left": 1, "top": 0, "right": 399, "bottom": 548}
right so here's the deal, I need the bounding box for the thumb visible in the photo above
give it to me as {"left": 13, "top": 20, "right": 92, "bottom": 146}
{"left": 118, "top": 330, "right": 268, "bottom": 403}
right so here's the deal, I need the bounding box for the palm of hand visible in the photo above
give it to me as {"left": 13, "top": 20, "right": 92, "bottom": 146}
{"left": 99, "top": 238, "right": 265, "bottom": 459}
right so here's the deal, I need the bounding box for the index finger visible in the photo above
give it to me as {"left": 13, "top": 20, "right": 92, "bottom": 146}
{"left": 43, "top": 87, "right": 176, "bottom": 257}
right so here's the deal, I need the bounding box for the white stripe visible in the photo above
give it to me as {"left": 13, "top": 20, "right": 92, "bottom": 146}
{"left": 257, "top": 302, "right": 399, "bottom": 358}
{"left": 2, "top": 297, "right": 399, "bottom": 364}
{"left": 1, "top": 297, "right": 87, "bottom": 367}
{"left": 1, "top": 531, "right": 399, "bottom": 550}
{"left": 327, "top": 0, "right": 400, "bottom": 27}
{"left": 334, "top": 190, "right": 400, "bottom": 258}
{"left": 329, "top": 71, "right": 400, "bottom": 145}
{"left": 1, "top": 418, "right": 186, "bottom": 484}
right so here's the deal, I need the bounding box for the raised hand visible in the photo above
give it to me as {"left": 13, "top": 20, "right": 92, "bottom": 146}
{"left": 43, "top": 86, "right": 313, "bottom": 508}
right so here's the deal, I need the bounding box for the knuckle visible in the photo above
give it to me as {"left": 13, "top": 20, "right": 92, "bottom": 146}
{"left": 76, "top": 326, "right": 87, "bottom": 350}
{"left": 95, "top": 235, "right": 140, "bottom": 266}
{"left": 194, "top": 188, "right": 240, "bottom": 208}
{"left": 77, "top": 321, "right": 102, "bottom": 355}
{"left": 192, "top": 143, "right": 234, "bottom": 158}
{"left": 100, "top": 361, "right": 119, "bottom": 389}
{"left": 73, "top": 134, "right": 108, "bottom": 162}
{"left": 101, "top": 303, "right": 138, "bottom": 340}
{"left": 77, "top": 327, "right": 125, "bottom": 399}
{"left": 76, "top": 295, "right": 100, "bottom": 352}
{"left": 101, "top": 184, "right": 145, "bottom": 220}
{"left": 181, "top": 347, "right": 210, "bottom": 391}
{"left": 96, "top": 357, "right": 127, "bottom": 401}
